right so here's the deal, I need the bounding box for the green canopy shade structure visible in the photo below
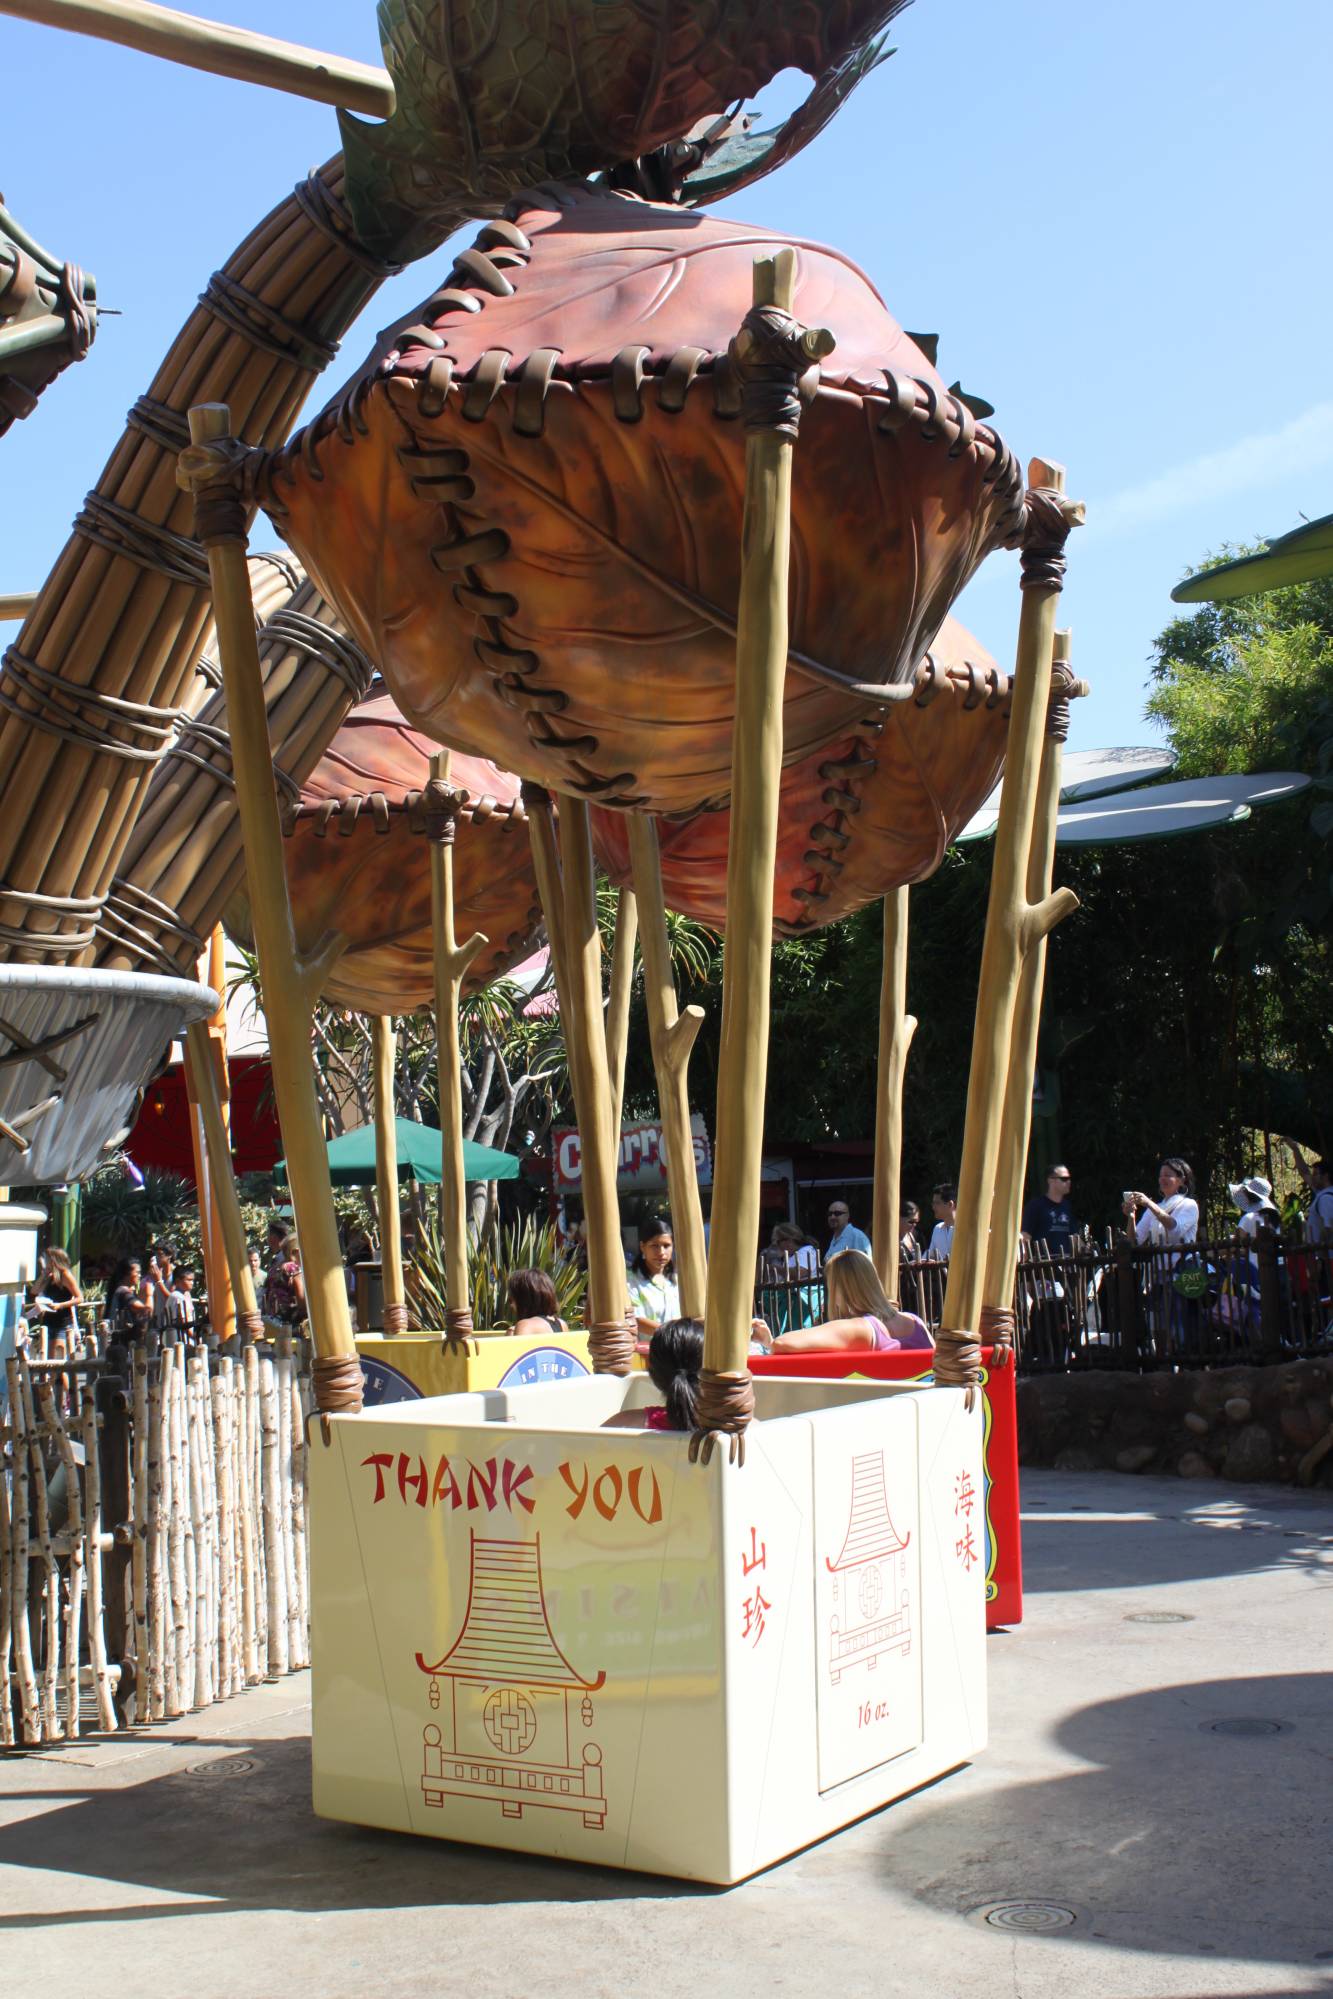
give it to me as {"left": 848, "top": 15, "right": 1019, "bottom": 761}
{"left": 274, "top": 1118, "right": 520, "bottom": 1188}
{"left": 1171, "top": 512, "right": 1333, "bottom": 602}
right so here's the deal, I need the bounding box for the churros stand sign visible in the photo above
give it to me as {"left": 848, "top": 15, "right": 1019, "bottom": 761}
{"left": 553, "top": 1114, "right": 711, "bottom": 1194}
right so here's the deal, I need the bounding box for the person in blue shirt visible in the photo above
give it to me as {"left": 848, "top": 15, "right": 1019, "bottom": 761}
{"left": 825, "top": 1199, "right": 871, "bottom": 1261}
{"left": 1020, "top": 1165, "right": 1082, "bottom": 1254}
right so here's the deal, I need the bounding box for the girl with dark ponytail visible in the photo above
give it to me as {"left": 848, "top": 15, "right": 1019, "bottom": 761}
{"left": 646, "top": 1317, "right": 704, "bottom": 1431}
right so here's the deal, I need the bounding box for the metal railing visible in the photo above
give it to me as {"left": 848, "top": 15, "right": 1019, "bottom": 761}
{"left": 753, "top": 1233, "right": 1333, "bottom": 1373}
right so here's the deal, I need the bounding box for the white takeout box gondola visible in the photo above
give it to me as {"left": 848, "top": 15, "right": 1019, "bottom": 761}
{"left": 310, "top": 1374, "right": 986, "bottom": 1885}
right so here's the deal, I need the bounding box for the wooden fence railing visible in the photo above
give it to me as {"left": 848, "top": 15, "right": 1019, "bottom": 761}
{"left": 2, "top": 1334, "right": 310, "bottom": 1747}
{"left": 754, "top": 1231, "right": 1333, "bottom": 1373}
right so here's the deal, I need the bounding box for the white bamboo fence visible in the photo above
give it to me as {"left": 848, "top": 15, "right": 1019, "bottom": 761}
{"left": 1, "top": 1337, "right": 311, "bottom": 1746}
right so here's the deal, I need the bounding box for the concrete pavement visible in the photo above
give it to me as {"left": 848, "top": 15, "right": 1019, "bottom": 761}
{"left": 1, "top": 1467, "right": 1330, "bottom": 1998}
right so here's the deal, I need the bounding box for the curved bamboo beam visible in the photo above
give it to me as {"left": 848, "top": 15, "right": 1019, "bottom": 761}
{"left": 871, "top": 885, "right": 917, "bottom": 1296}
{"left": 627, "top": 814, "right": 707, "bottom": 1320}
{"left": 0, "top": 155, "right": 393, "bottom": 965}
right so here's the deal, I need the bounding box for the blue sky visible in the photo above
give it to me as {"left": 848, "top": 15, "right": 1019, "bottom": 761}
{"left": 3, "top": 0, "right": 1329, "bottom": 753}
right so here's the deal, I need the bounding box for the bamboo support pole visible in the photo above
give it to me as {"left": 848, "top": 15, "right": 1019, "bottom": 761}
{"left": 697, "top": 249, "right": 833, "bottom": 1461}
{"left": 245, "top": 1344, "right": 266, "bottom": 1672}
{"left": 186, "top": 1353, "right": 209, "bottom": 1709}
{"left": 237, "top": 1352, "right": 258, "bottom": 1684}
{"left": 606, "top": 886, "right": 638, "bottom": 1142}
{"left": 872, "top": 886, "right": 918, "bottom": 1296}
{"left": 627, "top": 815, "right": 707, "bottom": 1320}
{"left": 146, "top": 1353, "right": 167, "bottom": 1721}
{"left": 42, "top": 1380, "right": 84, "bottom": 1737}
{"left": 289, "top": 1360, "right": 309, "bottom": 1666}
{"left": 0, "top": 157, "right": 389, "bottom": 961}
{"left": 371, "top": 1016, "right": 407, "bottom": 1335}
{"left": 0, "top": 0, "right": 396, "bottom": 112}
{"left": 184, "top": 1017, "right": 263, "bottom": 1338}
{"left": 0, "top": 592, "right": 39, "bottom": 623}
{"left": 557, "top": 795, "right": 630, "bottom": 1369}
{"left": 939, "top": 461, "right": 1084, "bottom": 1372}
{"left": 427, "top": 754, "right": 487, "bottom": 1338}
{"left": 5, "top": 1357, "right": 40, "bottom": 1741}
{"left": 80, "top": 1393, "right": 117, "bottom": 1731}
{"left": 277, "top": 1338, "right": 301, "bottom": 1667}
{"left": 259, "top": 1353, "right": 287, "bottom": 1677}
{"left": 19, "top": 1360, "right": 61, "bottom": 1738}
{"left": 0, "top": 1398, "right": 14, "bottom": 1745}
{"left": 178, "top": 404, "right": 360, "bottom": 1415}
{"left": 131, "top": 1348, "right": 149, "bottom": 1718}
{"left": 982, "top": 631, "right": 1081, "bottom": 1334}
{"left": 212, "top": 1362, "right": 235, "bottom": 1697}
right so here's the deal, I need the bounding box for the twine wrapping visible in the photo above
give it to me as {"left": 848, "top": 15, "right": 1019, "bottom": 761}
{"left": 1019, "top": 488, "right": 1082, "bottom": 594}
{"left": 932, "top": 1326, "right": 984, "bottom": 1410}
{"left": 312, "top": 1352, "right": 364, "bottom": 1437}
{"left": 978, "top": 1303, "right": 1015, "bottom": 1369}
{"left": 689, "top": 1368, "right": 756, "bottom": 1466}
{"left": 382, "top": 1302, "right": 410, "bottom": 1336}
{"left": 588, "top": 1317, "right": 636, "bottom": 1376}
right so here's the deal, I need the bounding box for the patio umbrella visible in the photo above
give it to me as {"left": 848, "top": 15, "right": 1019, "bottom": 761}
{"left": 274, "top": 1118, "right": 519, "bottom": 1188}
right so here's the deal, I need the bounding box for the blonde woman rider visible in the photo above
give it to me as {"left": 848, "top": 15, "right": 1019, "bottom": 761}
{"left": 754, "top": 1249, "right": 934, "bottom": 1354}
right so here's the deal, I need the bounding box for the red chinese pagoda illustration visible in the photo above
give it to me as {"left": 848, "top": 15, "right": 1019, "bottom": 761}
{"left": 415, "top": 1533, "right": 608, "bottom": 1828}
{"left": 825, "top": 1451, "right": 913, "bottom": 1684}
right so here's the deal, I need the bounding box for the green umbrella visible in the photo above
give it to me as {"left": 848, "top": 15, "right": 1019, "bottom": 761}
{"left": 1171, "top": 512, "right": 1333, "bottom": 602}
{"left": 274, "top": 1118, "right": 520, "bottom": 1189}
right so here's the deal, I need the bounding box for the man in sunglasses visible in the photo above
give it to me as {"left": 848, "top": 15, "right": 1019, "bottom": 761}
{"left": 1021, "top": 1165, "right": 1082, "bottom": 1257}
{"left": 825, "top": 1200, "right": 871, "bottom": 1260}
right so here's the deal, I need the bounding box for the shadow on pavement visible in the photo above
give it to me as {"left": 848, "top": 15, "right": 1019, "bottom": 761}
{"left": 1021, "top": 1483, "right": 1333, "bottom": 1594}
{"left": 0, "top": 1733, "right": 695, "bottom": 1924}
{"left": 877, "top": 1673, "right": 1333, "bottom": 1966}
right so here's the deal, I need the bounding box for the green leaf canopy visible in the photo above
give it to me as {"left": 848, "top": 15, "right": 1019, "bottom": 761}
{"left": 1172, "top": 512, "right": 1333, "bottom": 602}
{"left": 274, "top": 1118, "right": 519, "bottom": 1189}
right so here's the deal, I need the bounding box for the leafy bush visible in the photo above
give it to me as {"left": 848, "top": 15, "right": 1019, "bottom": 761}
{"left": 408, "top": 1212, "right": 587, "bottom": 1331}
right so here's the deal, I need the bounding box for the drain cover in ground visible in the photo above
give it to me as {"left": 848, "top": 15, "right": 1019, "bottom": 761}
{"left": 1124, "top": 1610, "right": 1194, "bottom": 1623}
{"left": 1206, "top": 1717, "right": 1286, "bottom": 1736}
{"left": 187, "top": 1757, "right": 258, "bottom": 1776}
{"left": 977, "top": 1902, "right": 1077, "bottom": 1933}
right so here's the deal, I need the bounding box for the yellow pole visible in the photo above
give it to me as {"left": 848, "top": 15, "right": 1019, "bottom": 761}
{"left": 427, "top": 753, "right": 486, "bottom": 1339}
{"left": 939, "top": 462, "right": 1083, "bottom": 1389}
{"left": 183, "top": 1016, "right": 262, "bottom": 1340}
{"left": 698, "top": 249, "right": 834, "bottom": 1462}
{"left": 183, "top": 926, "right": 239, "bottom": 1342}
{"left": 871, "top": 886, "right": 917, "bottom": 1298}
{"left": 605, "top": 885, "right": 638, "bottom": 1142}
{"left": 371, "top": 1016, "right": 406, "bottom": 1334}
{"left": 177, "top": 403, "right": 359, "bottom": 1416}
{"left": 982, "top": 632, "right": 1084, "bottom": 1344}
{"left": 627, "top": 815, "right": 707, "bottom": 1320}
{"left": 558, "top": 795, "right": 630, "bottom": 1370}
{"left": 0, "top": 0, "right": 395, "bottom": 113}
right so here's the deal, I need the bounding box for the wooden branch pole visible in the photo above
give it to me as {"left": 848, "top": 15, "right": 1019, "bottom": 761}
{"left": 427, "top": 752, "right": 487, "bottom": 1339}
{"left": 872, "top": 885, "right": 917, "bottom": 1295}
{"left": 606, "top": 886, "right": 638, "bottom": 1141}
{"left": 698, "top": 250, "right": 834, "bottom": 1462}
{"left": 183, "top": 924, "right": 246, "bottom": 1340}
{"left": 940, "top": 461, "right": 1083, "bottom": 1380}
{"left": 982, "top": 631, "right": 1081, "bottom": 1335}
{"left": 178, "top": 403, "right": 360, "bottom": 1417}
{"left": 559, "top": 795, "right": 630, "bottom": 1370}
{"left": 0, "top": 0, "right": 396, "bottom": 113}
{"left": 184, "top": 1018, "right": 262, "bottom": 1339}
{"left": 627, "top": 815, "right": 707, "bottom": 1319}
{"left": 0, "top": 592, "right": 38, "bottom": 623}
{"left": 371, "top": 1016, "right": 407, "bottom": 1334}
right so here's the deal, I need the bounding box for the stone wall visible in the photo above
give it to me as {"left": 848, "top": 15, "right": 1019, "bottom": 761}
{"left": 1016, "top": 1360, "right": 1333, "bottom": 1488}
